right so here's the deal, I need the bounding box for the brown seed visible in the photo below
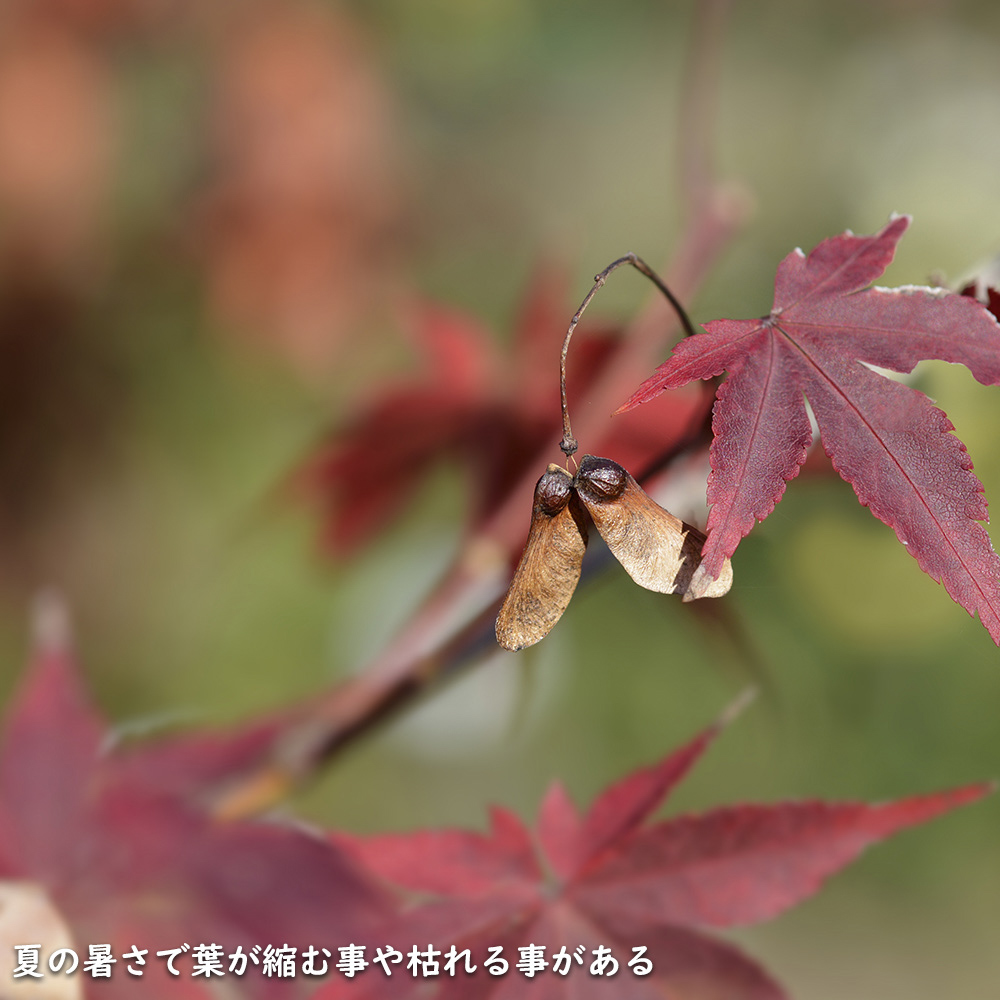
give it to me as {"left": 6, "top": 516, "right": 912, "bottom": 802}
{"left": 573, "top": 455, "right": 732, "bottom": 602}
{"left": 495, "top": 465, "right": 588, "bottom": 651}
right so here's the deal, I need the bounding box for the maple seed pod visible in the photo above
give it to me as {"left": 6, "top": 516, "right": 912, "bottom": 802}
{"left": 495, "top": 465, "right": 588, "bottom": 651}
{"left": 573, "top": 455, "right": 732, "bottom": 601}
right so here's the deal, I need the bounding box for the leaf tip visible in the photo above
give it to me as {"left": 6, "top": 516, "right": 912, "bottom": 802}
{"left": 613, "top": 395, "right": 642, "bottom": 416}
{"left": 883, "top": 212, "right": 912, "bottom": 239}
{"left": 870, "top": 780, "right": 995, "bottom": 840}
{"left": 967, "top": 779, "right": 998, "bottom": 802}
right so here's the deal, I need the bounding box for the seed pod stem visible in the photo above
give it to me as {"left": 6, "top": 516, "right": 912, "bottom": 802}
{"left": 560, "top": 253, "right": 697, "bottom": 459}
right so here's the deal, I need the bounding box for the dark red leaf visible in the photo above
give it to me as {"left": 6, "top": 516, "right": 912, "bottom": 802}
{"left": 572, "top": 787, "right": 990, "bottom": 929}
{"left": 326, "top": 703, "right": 989, "bottom": 999}
{"left": 0, "top": 598, "right": 391, "bottom": 999}
{"left": 572, "top": 692, "right": 751, "bottom": 878}
{"left": 335, "top": 806, "right": 540, "bottom": 898}
{"left": 0, "top": 600, "right": 103, "bottom": 881}
{"left": 594, "top": 914, "right": 787, "bottom": 1000}
{"left": 535, "top": 782, "right": 580, "bottom": 883}
{"left": 302, "top": 268, "right": 709, "bottom": 560}
{"left": 622, "top": 216, "right": 1000, "bottom": 642}
{"left": 112, "top": 718, "right": 288, "bottom": 804}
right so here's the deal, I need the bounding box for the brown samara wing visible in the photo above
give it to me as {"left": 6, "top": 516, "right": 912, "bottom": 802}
{"left": 496, "top": 465, "right": 589, "bottom": 650}
{"left": 573, "top": 455, "right": 732, "bottom": 601}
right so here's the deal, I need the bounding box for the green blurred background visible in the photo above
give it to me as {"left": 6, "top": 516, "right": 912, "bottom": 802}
{"left": 1, "top": 1, "right": 999, "bottom": 996}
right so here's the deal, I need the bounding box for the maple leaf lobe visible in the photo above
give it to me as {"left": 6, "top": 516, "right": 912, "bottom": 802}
{"left": 334, "top": 702, "right": 989, "bottom": 1000}
{"left": 773, "top": 214, "right": 911, "bottom": 311}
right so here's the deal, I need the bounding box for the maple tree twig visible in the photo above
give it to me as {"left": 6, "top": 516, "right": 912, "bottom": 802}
{"left": 560, "top": 253, "right": 697, "bottom": 458}
{"left": 206, "top": 386, "right": 731, "bottom": 823}
{"left": 211, "top": 1, "right": 750, "bottom": 814}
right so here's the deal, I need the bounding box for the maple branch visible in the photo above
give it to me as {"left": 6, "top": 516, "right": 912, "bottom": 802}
{"left": 560, "top": 253, "right": 697, "bottom": 458}
{"left": 207, "top": 0, "right": 752, "bottom": 816}
{"left": 208, "top": 396, "right": 733, "bottom": 821}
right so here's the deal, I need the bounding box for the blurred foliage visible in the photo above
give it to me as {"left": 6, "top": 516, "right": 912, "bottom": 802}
{"left": 0, "top": 1, "right": 999, "bottom": 997}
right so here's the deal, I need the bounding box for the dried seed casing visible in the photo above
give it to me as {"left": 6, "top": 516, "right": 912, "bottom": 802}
{"left": 573, "top": 455, "right": 732, "bottom": 601}
{"left": 495, "top": 465, "right": 588, "bottom": 651}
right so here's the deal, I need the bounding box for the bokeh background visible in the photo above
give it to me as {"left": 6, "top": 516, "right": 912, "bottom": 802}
{"left": 1, "top": 0, "right": 999, "bottom": 996}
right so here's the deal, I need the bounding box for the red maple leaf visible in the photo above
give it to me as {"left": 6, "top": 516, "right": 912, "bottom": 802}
{"left": 0, "top": 598, "right": 390, "bottom": 998}
{"left": 302, "top": 269, "right": 706, "bottom": 557}
{"left": 621, "top": 216, "right": 1000, "bottom": 642}
{"left": 326, "top": 698, "right": 989, "bottom": 999}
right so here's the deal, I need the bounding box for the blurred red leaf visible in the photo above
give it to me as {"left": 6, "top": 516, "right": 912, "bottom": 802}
{"left": 0, "top": 598, "right": 390, "bottom": 998}
{"left": 623, "top": 216, "right": 1000, "bottom": 642}
{"left": 196, "top": 2, "right": 401, "bottom": 376}
{"left": 4, "top": 0, "right": 185, "bottom": 38}
{"left": 327, "top": 701, "right": 989, "bottom": 999}
{"left": 0, "top": 21, "right": 115, "bottom": 270}
{"left": 303, "top": 268, "right": 708, "bottom": 558}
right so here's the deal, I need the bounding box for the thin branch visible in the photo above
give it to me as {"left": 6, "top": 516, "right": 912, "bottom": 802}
{"left": 205, "top": 0, "right": 751, "bottom": 816}
{"left": 209, "top": 394, "right": 723, "bottom": 819}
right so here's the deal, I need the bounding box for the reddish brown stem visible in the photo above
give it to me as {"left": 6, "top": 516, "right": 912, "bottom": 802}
{"left": 207, "top": 0, "right": 750, "bottom": 816}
